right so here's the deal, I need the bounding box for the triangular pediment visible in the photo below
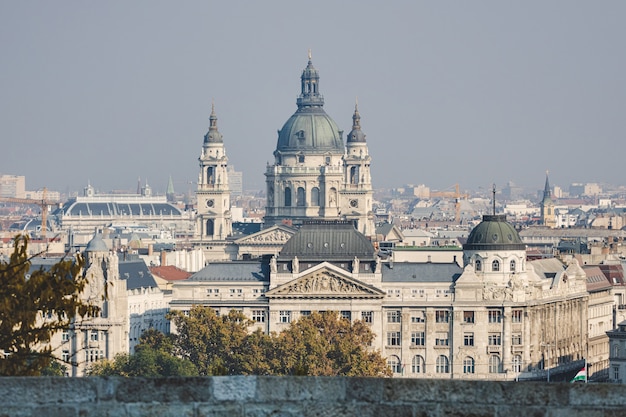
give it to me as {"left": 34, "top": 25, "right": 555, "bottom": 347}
{"left": 234, "top": 225, "right": 296, "bottom": 245}
{"left": 266, "top": 268, "right": 385, "bottom": 299}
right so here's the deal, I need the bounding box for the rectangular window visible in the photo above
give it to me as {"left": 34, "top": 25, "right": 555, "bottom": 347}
{"left": 512, "top": 334, "right": 522, "bottom": 345}
{"left": 411, "top": 311, "right": 425, "bottom": 323}
{"left": 361, "top": 311, "right": 373, "bottom": 323}
{"left": 464, "top": 333, "right": 474, "bottom": 346}
{"left": 252, "top": 310, "right": 265, "bottom": 323}
{"left": 488, "top": 309, "right": 502, "bottom": 323}
{"left": 90, "top": 330, "right": 99, "bottom": 342}
{"left": 512, "top": 309, "right": 523, "bottom": 323}
{"left": 387, "top": 332, "right": 401, "bottom": 346}
{"left": 489, "top": 333, "right": 502, "bottom": 346}
{"left": 279, "top": 310, "right": 291, "bottom": 323}
{"left": 62, "top": 330, "right": 70, "bottom": 342}
{"left": 300, "top": 310, "right": 311, "bottom": 317}
{"left": 411, "top": 331, "right": 425, "bottom": 346}
{"left": 229, "top": 289, "right": 236, "bottom": 294}
{"left": 62, "top": 350, "right": 70, "bottom": 363}
{"left": 387, "top": 310, "right": 401, "bottom": 323}
{"left": 463, "top": 311, "right": 475, "bottom": 324}
{"left": 614, "top": 366, "right": 620, "bottom": 381}
{"left": 214, "top": 289, "right": 220, "bottom": 294}
{"left": 340, "top": 311, "right": 351, "bottom": 321}
{"left": 435, "top": 310, "right": 450, "bottom": 323}
{"left": 435, "top": 333, "right": 449, "bottom": 346}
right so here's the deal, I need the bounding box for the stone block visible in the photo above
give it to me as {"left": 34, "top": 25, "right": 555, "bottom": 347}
{"left": 499, "top": 382, "right": 568, "bottom": 407}
{"left": 345, "top": 377, "right": 383, "bottom": 403}
{"left": 125, "top": 403, "right": 195, "bottom": 417}
{"left": 197, "top": 403, "right": 244, "bottom": 417}
{"left": 213, "top": 376, "right": 256, "bottom": 401}
{"left": 243, "top": 403, "right": 303, "bottom": 417}
{"left": 115, "top": 377, "right": 212, "bottom": 403}
{"left": 568, "top": 383, "right": 626, "bottom": 407}
{"left": 301, "top": 403, "right": 414, "bottom": 417}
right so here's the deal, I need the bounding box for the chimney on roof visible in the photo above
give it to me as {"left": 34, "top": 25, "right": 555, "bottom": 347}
{"left": 161, "top": 250, "right": 167, "bottom": 267}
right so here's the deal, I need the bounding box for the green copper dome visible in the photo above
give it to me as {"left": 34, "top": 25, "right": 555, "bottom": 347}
{"left": 276, "top": 54, "right": 344, "bottom": 154}
{"left": 463, "top": 215, "right": 525, "bottom": 251}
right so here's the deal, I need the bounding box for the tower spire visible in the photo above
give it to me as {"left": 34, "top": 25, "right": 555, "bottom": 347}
{"left": 297, "top": 51, "right": 324, "bottom": 108}
{"left": 204, "top": 101, "right": 223, "bottom": 143}
{"left": 543, "top": 170, "right": 552, "bottom": 200}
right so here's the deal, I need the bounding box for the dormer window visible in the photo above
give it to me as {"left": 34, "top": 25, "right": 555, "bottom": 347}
{"left": 296, "top": 130, "right": 305, "bottom": 140}
{"left": 475, "top": 259, "right": 482, "bottom": 271}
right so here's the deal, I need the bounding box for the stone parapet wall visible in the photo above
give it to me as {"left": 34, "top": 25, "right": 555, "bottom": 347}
{"left": 0, "top": 376, "right": 625, "bottom": 416}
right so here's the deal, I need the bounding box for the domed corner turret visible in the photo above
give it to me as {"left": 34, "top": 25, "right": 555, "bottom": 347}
{"left": 346, "top": 100, "right": 366, "bottom": 144}
{"left": 203, "top": 102, "right": 223, "bottom": 145}
{"left": 85, "top": 233, "right": 109, "bottom": 253}
{"left": 463, "top": 214, "right": 525, "bottom": 251}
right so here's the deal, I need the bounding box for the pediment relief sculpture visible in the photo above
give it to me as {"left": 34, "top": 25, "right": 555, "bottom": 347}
{"left": 238, "top": 229, "right": 294, "bottom": 244}
{"left": 267, "top": 271, "right": 384, "bottom": 299}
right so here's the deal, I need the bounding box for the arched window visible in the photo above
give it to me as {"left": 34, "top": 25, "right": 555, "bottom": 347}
{"left": 284, "top": 187, "right": 291, "bottom": 207}
{"left": 512, "top": 355, "right": 522, "bottom": 373}
{"left": 387, "top": 355, "right": 402, "bottom": 374}
{"left": 463, "top": 357, "right": 475, "bottom": 374}
{"left": 510, "top": 260, "right": 516, "bottom": 272}
{"left": 475, "top": 259, "right": 482, "bottom": 271}
{"left": 412, "top": 355, "right": 425, "bottom": 374}
{"left": 489, "top": 355, "right": 502, "bottom": 373}
{"left": 297, "top": 187, "right": 305, "bottom": 206}
{"left": 206, "top": 219, "right": 214, "bottom": 236}
{"left": 436, "top": 355, "right": 449, "bottom": 373}
{"left": 311, "top": 187, "right": 320, "bottom": 206}
{"left": 492, "top": 260, "right": 500, "bottom": 272}
{"left": 207, "top": 167, "right": 215, "bottom": 184}
{"left": 613, "top": 344, "right": 620, "bottom": 358}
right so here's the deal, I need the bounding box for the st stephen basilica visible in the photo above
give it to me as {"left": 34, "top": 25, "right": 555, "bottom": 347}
{"left": 173, "top": 54, "right": 594, "bottom": 380}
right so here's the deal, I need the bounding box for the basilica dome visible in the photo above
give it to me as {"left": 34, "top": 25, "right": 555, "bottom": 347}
{"left": 275, "top": 55, "right": 344, "bottom": 154}
{"left": 463, "top": 214, "right": 525, "bottom": 251}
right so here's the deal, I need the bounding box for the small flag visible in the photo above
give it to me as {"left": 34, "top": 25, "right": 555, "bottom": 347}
{"left": 570, "top": 366, "right": 586, "bottom": 383}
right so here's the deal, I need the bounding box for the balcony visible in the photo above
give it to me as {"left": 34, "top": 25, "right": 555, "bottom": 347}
{"left": 487, "top": 345, "right": 502, "bottom": 354}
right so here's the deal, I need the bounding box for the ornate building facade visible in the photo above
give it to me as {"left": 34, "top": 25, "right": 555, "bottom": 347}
{"left": 264, "top": 53, "right": 374, "bottom": 237}
{"left": 172, "top": 215, "right": 591, "bottom": 380}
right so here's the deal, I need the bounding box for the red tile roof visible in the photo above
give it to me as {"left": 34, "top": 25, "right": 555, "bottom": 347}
{"left": 149, "top": 265, "right": 192, "bottom": 281}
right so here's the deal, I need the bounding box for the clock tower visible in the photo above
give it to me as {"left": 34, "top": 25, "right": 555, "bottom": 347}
{"left": 196, "top": 104, "right": 232, "bottom": 241}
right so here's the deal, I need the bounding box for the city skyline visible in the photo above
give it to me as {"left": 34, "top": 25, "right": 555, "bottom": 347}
{"left": 1, "top": 2, "right": 625, "bottom": 195}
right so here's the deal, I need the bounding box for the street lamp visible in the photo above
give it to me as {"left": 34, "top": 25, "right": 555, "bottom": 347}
{"left": 540, "top": 343, "right": 555, "bottom": 382}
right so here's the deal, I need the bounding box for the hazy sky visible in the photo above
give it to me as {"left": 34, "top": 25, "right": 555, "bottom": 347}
{"left": 1, "top": 1, "right": 624, "bottom": 196}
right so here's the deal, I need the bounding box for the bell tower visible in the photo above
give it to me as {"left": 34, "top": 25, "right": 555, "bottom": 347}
{"left": 340, "top": 100, "right": 374, "bottom": 236}
{"left": 540, "top": 171, "right": 556, "bottom": 229}
{"left": 196, "top": 103, "right": 232, "bottom": 240}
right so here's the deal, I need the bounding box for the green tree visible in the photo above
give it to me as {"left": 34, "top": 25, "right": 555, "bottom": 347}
{"left": 88, "top": 329, "right": 198, "bottom": 376}
{"left": 168, "top": 306, "right": 250, "bottom": 375}
{"left": 275, "top": 311, "right": 391, "bottom": 377}
{"left": 0, "top": 235, "right": 101, "bottom": 376}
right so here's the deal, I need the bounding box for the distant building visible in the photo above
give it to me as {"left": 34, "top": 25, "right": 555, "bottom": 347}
{"left": 540, "top": 173, "right": 557, "bottom": 228}
{"left": 607, "top": 320, "right": 626, "bottom": 383}
{"left": 0, "top": 174, "right": 25, "bottom": 198}
{"left": 228, "top": 166, "right": 243, "bottom": 197}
